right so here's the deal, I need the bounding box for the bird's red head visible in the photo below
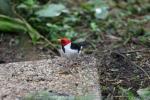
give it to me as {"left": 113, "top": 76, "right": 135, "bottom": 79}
{"left": 59, "top": 38, "right": 71, "bottom": 46}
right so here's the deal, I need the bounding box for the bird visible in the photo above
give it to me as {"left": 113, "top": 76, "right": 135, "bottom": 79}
{"left": 58, "top": 38, "right": 84, "bottom": 58}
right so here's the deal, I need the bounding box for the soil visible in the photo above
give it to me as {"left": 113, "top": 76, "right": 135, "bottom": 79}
{"left": 0, "top": 33, "right": 52, "bottom": 63}
{"left": 0, "top": 33, "right": 150, "bottom": 100}
{"left": 95, "top": 41, "right": 150, "bottom": 99}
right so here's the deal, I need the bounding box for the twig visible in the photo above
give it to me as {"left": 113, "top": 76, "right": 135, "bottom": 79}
{"left": 114, "top": 96, "right": 128, "bottom": 98}
{"left": 121, "top": 49, "right": 150, "bottom": 54}
{"left": 112, "top": 51, "right": 150, "bottom": 80}
{"left": 40, "top": 34, "right": 60, "bottom": 56}
{"left": 132, "top": 62, "right": 150, "bottom": 80}
{"left": 121, "top": 50, "right": 150, "bottom": 79}
{"left": 12, "top": 4, "right": 59, "bottom": 56}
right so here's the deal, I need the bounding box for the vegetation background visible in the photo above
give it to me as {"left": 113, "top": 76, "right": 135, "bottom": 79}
{"left": 0, "top": 0, "right": 149, "bottom": 100}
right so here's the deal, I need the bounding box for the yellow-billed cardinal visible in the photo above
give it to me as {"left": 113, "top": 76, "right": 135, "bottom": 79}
{"left": 58, "top": 38, "right": 83, "bottom": 58}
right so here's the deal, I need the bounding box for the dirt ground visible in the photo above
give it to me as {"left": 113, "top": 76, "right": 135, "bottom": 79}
{"left": 0, "top": 33, "right": 52, "bottom": 63}
{"left": 0, "top": 33, "right": 150, "bottom": 100}
{"left": 95, "top": 41, "right": 150, "bottom": 99}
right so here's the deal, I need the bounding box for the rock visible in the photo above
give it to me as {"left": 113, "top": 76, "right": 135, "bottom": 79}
{"left": 0, "top": 56, "right": 101, "bottom": 100}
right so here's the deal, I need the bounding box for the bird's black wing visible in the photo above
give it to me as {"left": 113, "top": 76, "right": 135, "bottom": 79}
{"left": 71, "top": 43, "right": 82, "bottom": 53}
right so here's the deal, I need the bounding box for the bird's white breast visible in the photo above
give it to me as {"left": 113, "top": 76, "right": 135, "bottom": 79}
{"left": 60, "top": 43, "right": 80, "bottom": 58}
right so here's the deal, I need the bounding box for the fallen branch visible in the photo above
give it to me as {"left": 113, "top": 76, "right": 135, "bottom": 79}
{"left": 0, "top": 14, "right": 59, "bottom": 55}
{"left": 121, "top": 49, "right": 150, "bottom": 54}
{"left": 131, "top": 62, "right": 150, "bottom": 80}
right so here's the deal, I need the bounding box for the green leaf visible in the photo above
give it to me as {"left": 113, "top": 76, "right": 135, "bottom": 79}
{"left": 90, "top": 22, "right": 100, "bottom": 32}
{"left": 75, "top": 95, "right": 95, "bottom": 100}
{"left": 0, "top": 15, "right": 41, "bottom": 43}
{"left": 127, "top": 91, "right": 137, "bottom": 100}
{"left": 90, "top": 0, "right": 107, "bottom": 7}
{"left": 119, "top": 87, "right": 138, "bottom": 100}
{"left": 0, "top": 15, "right": 27, "bottom": 32}
{"left": 63, "top": 31, "right": 77, "bottom": 39}
{"left": 138, "top": 36, "right": 150, "bottom": 45}
{"left": 144, "top": 32, "right": 150, "bottom": 36}
{"left": 88, "top": 0, "right": 109, "bottom": 19}
{"left": 24, "top": 19, "right": 41, "bottom": 44}
{"left": 35, "top": 4, "right": 69, "bottom": 17}
{"left": 0, "top": 0, "right": 14, "bottom": 16}
{"left": 23, "top": 0, "right": 36, "bottom": 7}
{"left": 23, "top": 91, "right": 97, "bottom": 100}
{"left": 46, "top": 23, "right": 77, "bottom": 41}
{"left": 144, "top": 15, "right": 150, "bottom": 21}
{"left": 137, "top": 88, "right": 150, "bottom": 100}
{"left": 95, "top": 6, "right": 109, "bottom": 19}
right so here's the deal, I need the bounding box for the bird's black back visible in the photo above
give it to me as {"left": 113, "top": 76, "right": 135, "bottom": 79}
{"left": 70, "top": 43, "right": 82, "bottom": 53}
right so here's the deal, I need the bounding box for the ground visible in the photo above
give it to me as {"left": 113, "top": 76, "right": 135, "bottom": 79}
{"left": 0, "top": 33, "right": 149, "bottom": 100}
{"left": 96, "top": 42, "right": 150, "bottom": 99}
{"left": 0, "top": 33, "right": 52, "bottom": 63}
{"left": 0, "top": 56, "right": 100, "bottom": 100}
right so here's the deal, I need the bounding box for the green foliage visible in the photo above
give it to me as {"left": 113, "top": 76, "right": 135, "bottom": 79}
{"left": 92, "top": 0, "right": 109, "bottom": 19}
{"left": 90, "top": 22, "right": 100, "bottom": 32}
{"left": 0, "top": 15, "right": 41, "bottom": 43}
{"left": 80, "top": 0, "right": 109, "bottom": 19}
{"left": 23, "top": 0, "right": 37, "bottom": 7}
{"left": 94, "top": 6, "right": 109, "bottom": 19}
{"left": 127, "top": 91, "right": 138, "bottom": 100}
{"left": 46, "top": 23, "right": 77, "bottom": 41}
{"left": 35, "top": 4, "right": 69, "bottom": 17}
{"left": 119, "top": 87, "right": 150, "bottom": 100}
{"left": 137, "top": 88, "right": 150, "bottom": 100}
{"left": 0, "top": 0, "right": 150, "bottom": 46}
{"left": 0, "top": 15, "right": 26, "bottom": 32}
{"left": 0, "top": 0, "right": 14, "bottom": 16}
{"left": 23, "top": 91, "right": 96, "bottom": 100}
